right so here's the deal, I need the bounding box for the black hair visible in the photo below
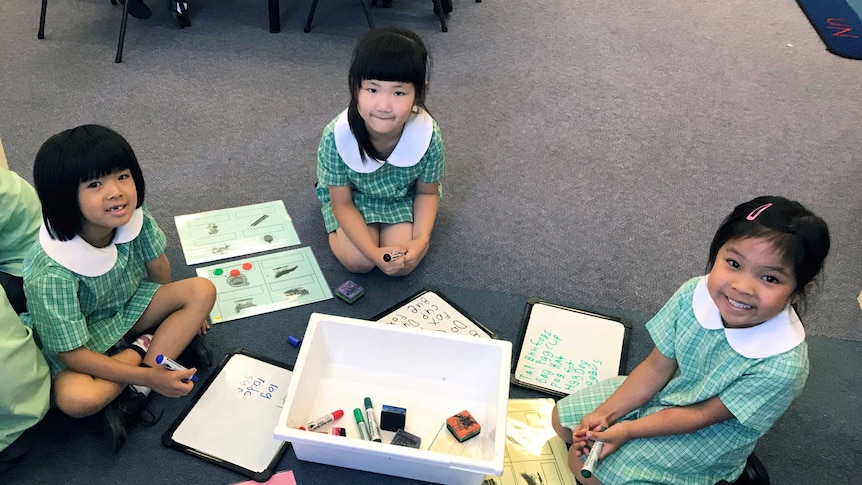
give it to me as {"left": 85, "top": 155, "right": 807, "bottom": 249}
{"left": 33, "top": 124, "right": 146, "bottom": 241}
{"left": 707, "top": 196, "right": 830, "bottom": 314}
{"left": 347, "top": 27, "right": 430, "bottom": 163}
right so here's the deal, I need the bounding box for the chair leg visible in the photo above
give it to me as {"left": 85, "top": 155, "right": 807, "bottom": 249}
{"left": 303, "top": 0, "right": 319, "bottom": 32}
{"left": 268, "top": 0, "right": 280, "bottom": 33}
{"left": 431, "top": 0, "right": 448, "bottom": 32}
{"left": 115, "top": 0, "right": 130, "bottom": 63}
{"left": 38, "top": 0, "right": 48, "bottom": 39}
{"left": 359, "top": 0, "right": 374, "bottom": 30}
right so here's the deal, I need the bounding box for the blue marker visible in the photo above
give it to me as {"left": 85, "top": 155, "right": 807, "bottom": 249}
{"left": 155, "top": 354, "right": 199, "bottom": 383}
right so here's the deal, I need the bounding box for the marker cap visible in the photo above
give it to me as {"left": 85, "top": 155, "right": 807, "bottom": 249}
{"left": 364, "top": 397, "right": 373, "bottom": 409}
{"left": 332, "top": 409, "right": 344, "bottom": 420}
{"left": 353, "top": 408, "right": 364, "bottom": 422}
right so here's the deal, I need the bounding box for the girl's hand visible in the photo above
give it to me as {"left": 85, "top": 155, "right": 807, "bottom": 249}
{"left": 199, "top": 320, "right": 210, "bottom": 335}
{"left": 147, "top": 366, "right": 196, "bottom": 397}
{"left": 582, "top": 423, "right": 631, "bottom": 460}
{"left": 571, "top": 413, "right": 611, "bottom": 457}
{"left": 378, "top": 246, "right": 409, "bottom": 276}
{"left": 390, "top": 237, "right": 429, "bottom": 276}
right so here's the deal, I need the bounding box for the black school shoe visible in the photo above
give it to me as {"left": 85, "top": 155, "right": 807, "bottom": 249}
{"left": 716, "top": 453, "right": 770, "bottom": 485}
{"left": 0, "top": 426, "right": 38, "bottom": 474}
{"left": 103, "top": 387, "right": 161, "bottom": 453}
{"left": 167, "top": 0, "right": 191, "bottom": 28}
{"left": 117, "top": 0, "right": 153, "bottom": 19}
{"left": 178, "top": 334, "right": 213, "bottom": 371}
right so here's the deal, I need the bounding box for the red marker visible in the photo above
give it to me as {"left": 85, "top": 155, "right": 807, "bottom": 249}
{"left": 299, "top": 410, "right": 344, "bottom": 431}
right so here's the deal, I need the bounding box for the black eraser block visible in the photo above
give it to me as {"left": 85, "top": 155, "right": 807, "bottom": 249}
{"left": 390, "top": 429, "right": 421, "bottom": 448}
{"left": 380, "top": 404, "right": 407, "bottom": 432}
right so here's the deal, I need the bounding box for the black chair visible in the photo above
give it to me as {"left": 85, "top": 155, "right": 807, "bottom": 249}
{"left": 38, "top": 0, "right": 134, "bottom": 63}
{"left": 302, "top": 0, "right": 452, "bottom": 33}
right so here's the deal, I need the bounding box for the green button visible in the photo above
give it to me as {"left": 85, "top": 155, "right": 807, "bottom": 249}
{"left": 213, "top": 268, "right": 224, "bottom": 276}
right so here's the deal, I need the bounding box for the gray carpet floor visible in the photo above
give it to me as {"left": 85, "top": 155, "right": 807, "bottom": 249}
{"left": 1, "top": 0, "right": 860, "bottom": 483}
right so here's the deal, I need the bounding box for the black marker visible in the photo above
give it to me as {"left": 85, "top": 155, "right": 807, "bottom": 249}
{"left": 250, "top": 214, "right": 268, "bottom": 227}
{"left": 383, "top": 250, "right": 407, "bottom": 262}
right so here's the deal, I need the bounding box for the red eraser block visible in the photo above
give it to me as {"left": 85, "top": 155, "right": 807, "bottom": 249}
{"left": 446, "top": 410, "right": 481, "bottom": 442}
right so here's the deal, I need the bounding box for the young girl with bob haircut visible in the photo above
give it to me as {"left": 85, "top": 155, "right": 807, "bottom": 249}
{"left": 552, "top": 196, "right": 830, "bottom": 485}
{"left": 316, "top": 27, "right": 445, "bottom": 277}
{"left": 21, "top": 124, "right": 216, "bottom": 451}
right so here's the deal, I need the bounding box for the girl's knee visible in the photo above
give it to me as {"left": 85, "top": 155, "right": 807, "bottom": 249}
{"left": 335, "top": 250, "right": 375, "bottom": 273}
{"left": 342, "top": 258, "right": 375, "bottom": 274}
{"left": 55, "top": 388, "right": 107, "bottom": 418}
{"left": 187, "top": 277, "right": 216, "bottom": 305}
{"left": 552, "top": 405, "right": 573, "bottom": 443}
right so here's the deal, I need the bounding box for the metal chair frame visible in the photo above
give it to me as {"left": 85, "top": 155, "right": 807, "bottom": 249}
{"left": 38, "top": 0, "right": 133, "bottom": 63}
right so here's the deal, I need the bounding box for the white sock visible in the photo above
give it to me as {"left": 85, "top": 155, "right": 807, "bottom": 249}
{"left": 129, "top": 334, "right": 153, "bottom": 396}
{"left": 130, "top": 383, "right": 151, "bottom": 396}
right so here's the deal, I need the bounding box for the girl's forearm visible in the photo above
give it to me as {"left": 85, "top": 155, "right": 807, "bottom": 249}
{"left": 594, "top": 347, "right": 678, "bottom": 424}
{"left": 60, "top": 346, "right": 151, "bottom": 387}
{"left": 332, "top": 201, "right": 379, "bottom": 256}
{"left": 411, "top": 192, "right": 438, "bottom": 240}
{"left": 615, "top": 396, "right": 734, "bottom": 441}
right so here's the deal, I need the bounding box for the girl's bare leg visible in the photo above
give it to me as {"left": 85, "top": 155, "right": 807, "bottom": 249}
{"left": 52, "top": 349, "right": 142, "bottom": 418}
{"left": 128, "top": 277, "right": 215, "bottom": 367}
{"left": 328, "top": 225, "right": 380, "bottom": 273}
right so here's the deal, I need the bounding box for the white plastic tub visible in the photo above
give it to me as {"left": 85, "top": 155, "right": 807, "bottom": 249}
{"left": 273, "top": 313, "right": 512, "bottom": 485}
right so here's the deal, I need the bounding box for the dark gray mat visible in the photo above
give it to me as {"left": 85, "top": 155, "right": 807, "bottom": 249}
{"left": 3, "top": 285, "right": 858, "bottom": 484}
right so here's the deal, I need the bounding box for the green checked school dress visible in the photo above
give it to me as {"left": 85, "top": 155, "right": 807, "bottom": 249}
{"left": 315, "top": 108, "right": 445, "bottom": 233}
{"left": 556, "top": 276, "right": 808, "bottom": 485}
{"left": 21, "top": 206, "right": 166, "bottom": 376}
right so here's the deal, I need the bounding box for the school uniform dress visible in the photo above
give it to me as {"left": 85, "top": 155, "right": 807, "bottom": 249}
{"left": 0, "top": 286, "right": 50, "bottom": 453}
{"left": 315, "top": 108, "right": 445, "bottom": 233}
{"left": 556, "top": 276, "right": 809, "bottom": 485}
{"left": 20, "top": 206, "right": 167, "bottom": 376}
{"left": 0, "top": 168, "right": 41, "bottom": 313}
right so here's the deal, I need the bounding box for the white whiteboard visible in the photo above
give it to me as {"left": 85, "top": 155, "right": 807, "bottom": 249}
{"left": 163, "top": 351, "right": 293, "bottom": 480}
{"left": 511, "top": 301, "right": 630, "bottom": 397}
{"left": 374, "top": 289, "right": 494, "bottom": 338}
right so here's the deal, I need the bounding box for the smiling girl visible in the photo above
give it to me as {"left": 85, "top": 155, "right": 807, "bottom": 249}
{"left": 315, "top": 27, "right": 445, "bottom": 277}
{"left": 551, "top": 196, "right": 830, "bottom": 485}
{"left": 21, "top": 125, "right": 215, "bottom": 451}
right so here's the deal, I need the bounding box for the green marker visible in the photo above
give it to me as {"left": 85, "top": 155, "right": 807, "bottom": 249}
{"left": 353, "top": 408, "right": 371, "bottom": 441}
{"left": 364, "top": 397, "right": 382, "bottom": 442}
{"left": 581, "top": 440, "right": 604, "bottom": 478}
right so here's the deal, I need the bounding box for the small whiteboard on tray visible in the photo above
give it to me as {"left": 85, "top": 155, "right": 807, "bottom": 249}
{"left": 511, "top": 299, "right": 631, "bottom": 397}
{"left": 372, "top": 287, "right": 494, "bottom": 338}
{"left": 162, "top": 350, "right": 293, "bottom": 482}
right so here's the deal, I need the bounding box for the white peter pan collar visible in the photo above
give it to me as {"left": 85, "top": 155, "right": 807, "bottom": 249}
{"left": 692, "top": 275, "right": 805, "bottom": 358}
{"left": 39, "top": 207, "right": 144, "bottom": 277}
{"left": 333, "top": 108, "right": 433, "bottom": 173}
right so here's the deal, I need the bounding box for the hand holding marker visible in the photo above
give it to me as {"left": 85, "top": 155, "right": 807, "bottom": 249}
{"left": 383, "top": 250, "right": 407, "bottom": 262}
{"left": 155, "top": 354, "right": 198, "bottom": 383}
{"left": 580, "top": 426, "right": 607, "bottom": 479}
{"left": 580, "top": 439, "right": 604, "bottom": 478}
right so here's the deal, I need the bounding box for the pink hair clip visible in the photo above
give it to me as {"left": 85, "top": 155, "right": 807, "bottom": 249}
{"left": 746, "top": 203, "right": 773, "bottom": 221}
